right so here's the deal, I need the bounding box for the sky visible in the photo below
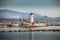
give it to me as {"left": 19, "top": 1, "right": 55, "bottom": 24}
{"left": 0, "top": 0, "right": 60, "bottom": 17}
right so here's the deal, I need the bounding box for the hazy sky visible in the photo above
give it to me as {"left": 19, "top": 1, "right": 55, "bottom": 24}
{"left": 0, "top": 0, "right": 60, "bottom": 17}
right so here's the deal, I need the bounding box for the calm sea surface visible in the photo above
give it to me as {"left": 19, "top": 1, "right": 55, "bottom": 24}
{"left": 0, "top": 32, "right": 60, "bottom": 40}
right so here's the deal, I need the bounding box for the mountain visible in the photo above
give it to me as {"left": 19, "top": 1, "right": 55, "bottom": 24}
{"left": 0, "top": 9, "right": 60, "bottom": 21}
{"left": 0, "top": 9, "right": 42, "bottom": 19}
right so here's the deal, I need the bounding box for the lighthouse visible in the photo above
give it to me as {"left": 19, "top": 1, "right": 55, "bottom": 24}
{"left": 29, "top": 13, "right": 34, "bottom": 27}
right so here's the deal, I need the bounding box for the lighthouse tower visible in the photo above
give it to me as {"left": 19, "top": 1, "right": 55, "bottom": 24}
{"left": 29, "top": 13, "right": 34, "bottom": 26}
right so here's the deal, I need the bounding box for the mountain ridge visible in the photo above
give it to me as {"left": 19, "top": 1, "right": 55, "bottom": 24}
{"left": 0, "top": 9, "right": 60, "bottom": 21}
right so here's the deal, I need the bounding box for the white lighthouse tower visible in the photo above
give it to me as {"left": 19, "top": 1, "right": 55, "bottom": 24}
{"left": 29, "top": 13, "right": 34, "bottom": 26}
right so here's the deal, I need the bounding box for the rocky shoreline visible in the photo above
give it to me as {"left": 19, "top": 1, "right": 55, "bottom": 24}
{"left": 0, "top": 29, "right": 60, "bottom": 32}
{"left": 0, "top": 26, "right": 60, "bottom": 32}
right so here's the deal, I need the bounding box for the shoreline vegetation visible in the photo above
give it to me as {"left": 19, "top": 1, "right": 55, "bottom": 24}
{"left": 0, "top": 22, "right": 60, "bottom": 32}
{"left": 0, "top": 22, "right": 60, "bottom": 28}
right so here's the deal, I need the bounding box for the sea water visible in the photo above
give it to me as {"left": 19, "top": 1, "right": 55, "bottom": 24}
{"left": 0, "top": 32, "right": 60, "bottom": 40}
